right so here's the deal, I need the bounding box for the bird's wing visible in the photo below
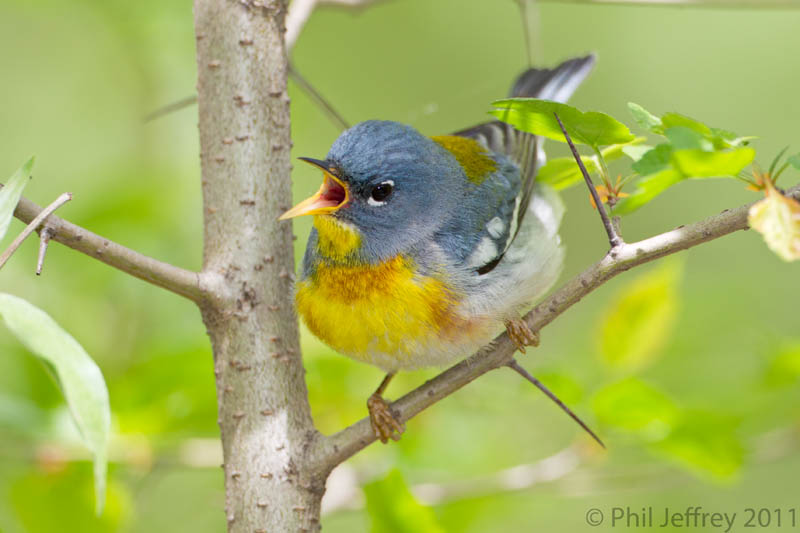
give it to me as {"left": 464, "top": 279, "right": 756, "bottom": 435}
{"left": 451, "top": 55, "right": 595, "bottom": 273}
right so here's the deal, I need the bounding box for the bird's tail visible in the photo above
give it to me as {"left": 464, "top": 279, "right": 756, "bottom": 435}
{"left": 454, "top": 55, "right": 595, "bottom": 268}
{"left": 508, "top": 55, "right": 595, "bottom": 102}
{"left": 454, "top": 54, "right": 595, "bottom": 173}
{"left": 502, "top": 55, "right": 595, "bottom": 233}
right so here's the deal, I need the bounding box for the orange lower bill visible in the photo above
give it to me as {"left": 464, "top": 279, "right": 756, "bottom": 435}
{"left": 279, "top": 172, "right": 349, "bottom": 220}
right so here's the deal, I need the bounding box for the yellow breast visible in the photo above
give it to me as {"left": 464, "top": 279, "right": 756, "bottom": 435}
{"left": 295, "top": 254, "right": 460, "bottom": 366}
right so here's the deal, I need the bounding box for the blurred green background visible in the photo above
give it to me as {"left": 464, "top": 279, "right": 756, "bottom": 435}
{"left": 1, "top": 0, "right": 799, "bottom": 531}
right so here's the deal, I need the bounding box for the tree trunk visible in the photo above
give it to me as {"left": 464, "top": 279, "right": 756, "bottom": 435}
{"left": 193, "top": 1, "right": 326, "bottom": 530}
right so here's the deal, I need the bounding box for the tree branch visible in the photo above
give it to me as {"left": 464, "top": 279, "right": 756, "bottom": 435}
{"left": 313, "top": 184, "right": 800, "bottom": 470}
{"left": 9, "top": 194, "right": 202, "bottom": 301}
{"left": 0, "top": 192, "right": 71, "bottom": 271}
{"left": 194, "top": 1, "right": 324, "bottom": 531}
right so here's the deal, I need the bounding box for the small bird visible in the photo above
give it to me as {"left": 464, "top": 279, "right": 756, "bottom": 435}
{"left": 281, "top": 56, "right": 597, "bottom": 443}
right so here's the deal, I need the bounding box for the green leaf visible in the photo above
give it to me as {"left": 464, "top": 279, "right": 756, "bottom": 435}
{"left": 653, "top": 411, "right": 744, "bottom": 480}
{"left": 709, "top": 127, "right": 754, "bottom": 147}
{"left": 0, "top": 157, "right": 34, "bottom": 241}
{"left": 490, "top": 98, "right": 635, "bottom": 148}
{"left": 11, "top": 464, "right": 129, "bottom": 532}
{"left": 613, "top": 169, "right": 684, "bottom": 215}
{"left": 530, "top": 371, "right": 584, "bottom": 405}
{"left": 627, "top": 102, "right": 662, "bottom": 133}
{"left": 597, "top": 261, "right": 682, "bottom": 371}
{"left": 747, "top": 186, "right": 800, "bottom": 261}
{"left": 592, "top": 378, "right": 678, "bottom": 440}
{"left": 365, "top": 469, "right": 445, "bottom": 533}
{"left": 622, "top": 144, "right": 653, "bottom": 163}
{"left": 664, "top": 126, "right": 713, "bottom": 151}
{"left": 631, "top": 143, "right": 673, "bottom": 175}
{"left": 661, "top": 113, "right": 749, "bottom": 149}
{"left": 537, "top": 139, "right": 643, "bottom": 190}
{"left": 787, "top": 153, "right": 800, "bottom": 170}
{"left": 601, "top": 137, "right": 647, "bottom": 160}
{"left": 671, "top": 147, "right": 755, "bottom": 178}
{"left": 661, "top": 112, "right": 713, "bottom": 137}
{"left": 536, "top": 137, "right": 644, "bottom": 191}
{"left": 0, "top": 294, "right": 110, "bottom": 513}
{"left": 537, "top": 157, "right": 599, "bottom": 190}
{"left": 764, "top": 343, "right": 800, "bottom": 387}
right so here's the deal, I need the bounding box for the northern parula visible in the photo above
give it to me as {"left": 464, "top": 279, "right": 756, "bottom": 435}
{"left": 281, "top": 56, "right": 595, "bottom": 442}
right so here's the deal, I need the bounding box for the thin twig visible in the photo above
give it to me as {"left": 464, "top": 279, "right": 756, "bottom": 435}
{"left": 5, "top": 190, "right": 202, "bottom": 302}
{"left": 553, "top": 112, "right": 623, "bottom": 248}
{"left": 143, "top": 95, "right": 199, "bottom": 123}
{"left": 289, "top": 64, "right": 350, "bottom": 131}
{"left": 148, "top": 0, "right": 386, "bottom": 122}
{"left": 515, "top": 0, "right": 535, "bottom": 67}
{"left": 146, "top": 0, "right": 383, "bottom": 126}
{"left": 313, "top": 184, "right": 800, "bottom": 470}
{"left": 36, "top": 225, "right": 54, "bottom": 275}
{"left": 506, "top": 359, "right": 604, "bottom": 448}
{"left": 0, "top": 192, "right": 72, "bottom": 271}
{"left": 142, "top": 68, "right": 352, "bottom": 131}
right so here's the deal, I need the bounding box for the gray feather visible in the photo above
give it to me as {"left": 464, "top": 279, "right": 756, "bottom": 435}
{"left": 453, "top": 54, "right": 595, "bottom": 273}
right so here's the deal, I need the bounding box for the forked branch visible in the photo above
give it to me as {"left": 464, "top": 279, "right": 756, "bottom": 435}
{"left": 9, "top": 193, "right": 202, "bottom": 301}
{"left": 0, "top": 192, "right": 72, "bottom": 271}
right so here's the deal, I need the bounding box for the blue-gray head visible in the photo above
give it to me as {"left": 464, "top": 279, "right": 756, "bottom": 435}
{"left": 280, "top": 120, "right": 466, "bottom": 260}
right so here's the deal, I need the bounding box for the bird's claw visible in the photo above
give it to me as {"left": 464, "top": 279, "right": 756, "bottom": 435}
{"left": 504, "top": 318, "right": 539, "bottom": 353}
{"left": 367, "top": 393, "right": 405, "bottom": 443}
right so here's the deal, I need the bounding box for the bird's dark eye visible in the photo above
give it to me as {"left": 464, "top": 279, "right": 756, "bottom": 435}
{"left": 368, "top": 181, "right": 394, "bottom": 205}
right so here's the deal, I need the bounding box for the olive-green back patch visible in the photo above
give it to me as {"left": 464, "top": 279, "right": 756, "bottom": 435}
{"left": 431, "top": 135, "right": 498, "bottom": 184}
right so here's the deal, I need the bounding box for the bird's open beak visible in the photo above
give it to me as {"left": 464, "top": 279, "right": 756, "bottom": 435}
{"left": 279, "top": 158, "right": 350, "bottom": 220}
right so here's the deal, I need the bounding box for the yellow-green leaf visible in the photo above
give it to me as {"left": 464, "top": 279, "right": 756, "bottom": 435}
{"left": 653, "top": 411, "right": 743, "bottom": 481}
{"left": 613, "top": 169, "right": 684, "bottom": 215}
{"left": 672, "top": 147, "right": 755, "bottom": 177}
{"left": 537, "top": 156, "right": 600, "bottom": 190}
{"left": 537, "top": 139, "right": 644, "bottom": 190}
{"left": 631, "top": 143, "right": 672, "bottom": 175}
{"left": 748, "top": 187, "right": 800, "bottom": 261}
{"left": 490, "top": 98, "right": 635, "bottom": 148}
{"left": 628, "top": 102, "right": 662, "bottom": 133}
{"left": 0, "top": 294, "right": 110, "bottom": 513}
{"left": 365, "top": 469, "right": 445, "bottom": 533}
{"left": 622, "top": 144, "right": 653, "bottom": 163}
{"left": 764, "top": 342, "right": 800, "bottom": 386}
{"left": 0, "top": 157, "right": 34, "bottom": 241}
{"left": 592, "top": 378, "right": 678, "bottom": 439}
{"left": 597, "top": 261, "right": 682, "bottom": 371}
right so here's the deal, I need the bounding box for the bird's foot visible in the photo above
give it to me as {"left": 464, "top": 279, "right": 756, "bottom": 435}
{"left": 367, "top": 393, "right": 405, "bottom": 443}
{"left": 504, "top": 318, "right": 539, "bottom": 353}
